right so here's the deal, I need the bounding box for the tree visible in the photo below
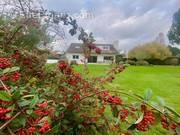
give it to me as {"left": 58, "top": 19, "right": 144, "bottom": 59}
{"left": 168, "top": 45, "right": 180, "bottom": 57}
{"left": 168, "top": 8, "right": 180, "bottom": 45}
{"left": 128, "top": 42, "right": 172, "bottom": 60}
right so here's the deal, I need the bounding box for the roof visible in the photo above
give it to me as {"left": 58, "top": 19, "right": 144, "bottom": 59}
{"left": 66, "top": 43, "right": 119, "bottom": 54}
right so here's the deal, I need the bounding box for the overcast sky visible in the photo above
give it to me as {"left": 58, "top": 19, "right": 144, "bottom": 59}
{"left": 42, "top": 0, "right": 180, "bottom": 51}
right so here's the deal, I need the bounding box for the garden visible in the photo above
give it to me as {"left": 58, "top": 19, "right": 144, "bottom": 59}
{"left": 0, "top": 0, "right": 180, "bottom": 135}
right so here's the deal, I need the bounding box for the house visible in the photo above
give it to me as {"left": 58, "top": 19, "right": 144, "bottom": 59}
{"left": 66, "top": 43, "right": 119, "bottom": 64}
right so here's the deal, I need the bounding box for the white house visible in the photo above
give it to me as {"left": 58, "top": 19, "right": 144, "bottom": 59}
{"left": 65, "top": 43, "right": 119, "bottom": 64}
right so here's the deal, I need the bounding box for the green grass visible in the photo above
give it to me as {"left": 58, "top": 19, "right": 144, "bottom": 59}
{"left": 74, "top": 65, "right": 180, "bottom": 113}
{"left": 73, "top": 65, "right": 180, "bottom": 135}
{"left": 47, "top": 64, "right": 180, "bottom": 134}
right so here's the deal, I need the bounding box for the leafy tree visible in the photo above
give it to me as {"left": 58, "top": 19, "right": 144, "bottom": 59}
{"left": 128, "top": 42, "right": 172, "bottom": 60}
{"left": 168, "top": 8, "right": 180, "bottom": 45}
{"left": 168, "top": 45, "right": 180, "bottom": 57}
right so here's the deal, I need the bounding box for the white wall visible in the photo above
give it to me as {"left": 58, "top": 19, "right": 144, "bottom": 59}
{"left": 66, "top": 53, "right": 85, "bottom": 64}
{"left": 47, "top": 59, "right": 58, "bottom": 64}
{"left": 98, "top": 54, "right": 115, "bottom": 63}
{"left": 66, "top": 53, "right": 116, "bottom": 64}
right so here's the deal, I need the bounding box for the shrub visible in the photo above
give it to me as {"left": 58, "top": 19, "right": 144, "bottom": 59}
{"left": 129, "top": 42, "right": 172, "bottom": 60}
{"left": 127, "top": 60, "right": 136, "bottom": 65}
{"left": 0, "top": 14, "right": 179, "bottom": 135}
{"left": 70, "top": 60, "right": 78, "bottom": 65}
{"left": 146, "top": 59, "right": 164, "bottom": 65}
{"left": 164, "top": 57, "right": 179, "bottom": 65}
{"left": 136, "top": 60, "right": 149, "bottom": 66}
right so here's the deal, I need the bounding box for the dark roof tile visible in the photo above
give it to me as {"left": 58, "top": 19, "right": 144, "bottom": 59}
{"left": 66, "top": 43, "right": 119, "bottom": 54}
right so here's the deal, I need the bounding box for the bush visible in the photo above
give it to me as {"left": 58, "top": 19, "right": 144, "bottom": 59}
{"left": 164, "top": 57, "right": 179, "bottom": 65}
{"left": 136, "top": 60, "right": 149, "bottom": 66}
{"left": 70, "top": 60, "right": 78, "bottom": 65}
{"left": 0, "top": 15, "right": 179, "bottom": 135}
{"left": 127, "top": 60, "right": 136, "bottom": 65}
{"left": 146, "top": 59, "right": 164, "bottom": 65}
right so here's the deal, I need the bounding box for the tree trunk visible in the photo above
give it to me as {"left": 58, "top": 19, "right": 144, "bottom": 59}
{"left": 84, "top": 57, "right": 89, "bottom": 74}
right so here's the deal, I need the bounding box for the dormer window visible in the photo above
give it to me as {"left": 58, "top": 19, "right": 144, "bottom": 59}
{"left": 103, "top": 45, "right": 110, "bottom": 50}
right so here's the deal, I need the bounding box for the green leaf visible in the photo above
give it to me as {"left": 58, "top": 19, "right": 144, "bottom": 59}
{"left": 135, "top": 113, "right": 144, "bottom": 124}
{"left": 128, "top": 113, "right": 144, "bottom": 130}
{"left": 26, "top": 109, "right": 33, "bottom": 115}
{"left": 18, "top": 100, "right": 31, "bottom": 107}
{"left": 0, "top": 91, "right": 12, "bottom": 101}
{"left": 45, "top": 124, "right": 60, "bottom": 134}
{"left": 30, "top": 95, "right": 39, "bottom": 108}
{"left": 144, "top": 89, "right": 152, "bottom": 101}
{"left": 128, "top": 124, "right": 137, "bottom": 130}
{"left": 157, "top": 96, "right": 166, "bottom": 106}
{"left": 176, "top": 125, "right": 180, "bottom": 135}
{"left": 11, "top": 116, "right": 26, "bottom": 127}
{"left": 12, "top": 90, "right": 21, "bottom": 100}
{"left": 3, "top": 67, "right": 20, "bottom": 74}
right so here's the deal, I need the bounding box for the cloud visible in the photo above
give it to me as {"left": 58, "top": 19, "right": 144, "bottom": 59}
{"left": 42, "top": 0, "right": 180, "bottom": 51}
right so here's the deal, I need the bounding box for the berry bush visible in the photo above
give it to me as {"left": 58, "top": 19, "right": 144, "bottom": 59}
{"left": 0, "top": 15, "right": 179, "bottom": 135}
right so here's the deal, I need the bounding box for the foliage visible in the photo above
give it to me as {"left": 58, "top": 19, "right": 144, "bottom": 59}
{"left": 127, "top": 60, "right": 136, "bottom": 65}
{"left": 0, "top": 8, "right": 179, "bottom": 135}
{"left": 164, "top": 57, "right": 179, "bottom": 65}
{"left": 128, "top": 42, "right": 172, "bottom": 60}
{"left": 136, "top": 60, "right": 149, "bottom": 66}
{"left": 115, "top": 54, "right": 125, "bottom": 64}
{"left": 168, "top": 8, "right": 180, "bottom": 45}
{"left": 168, "top": 45, "right": 180, "bottom": 57}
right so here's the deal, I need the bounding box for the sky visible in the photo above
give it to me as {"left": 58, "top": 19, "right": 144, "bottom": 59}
{"left": 42, "top": 0, "right": 180, "bottom": 51}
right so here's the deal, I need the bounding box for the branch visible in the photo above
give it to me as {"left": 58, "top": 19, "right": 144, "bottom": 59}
{"left": 0, "top": 79, "right": 11, "bottom": 95}
{"left": 0, "top": 112, "right": 21, "bottom": 131}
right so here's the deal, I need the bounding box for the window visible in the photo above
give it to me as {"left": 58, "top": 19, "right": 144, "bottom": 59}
{"left": 104, "top": 56, "right": 113, "bottom": 61}
{"left": 88, "top": 56, "right": 97, "bottom": 63}
{"left": 72, "top": 55, "right": 79, "bottom": 59}
{"left": 103, "top": 46, "right": 110, "bottom": 50}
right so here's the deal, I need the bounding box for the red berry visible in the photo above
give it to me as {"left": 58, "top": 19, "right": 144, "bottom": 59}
{"left": 0, "top": 58, "right": 12, "bottom": 69}
{"left": 39, "top": 120, "right": 50, "bottom": 133}
{"left": 161, "top": 116, "right": 169, "bottom": 130}
{"left": 136, "top": 110, "right": 155, "bottom": 131}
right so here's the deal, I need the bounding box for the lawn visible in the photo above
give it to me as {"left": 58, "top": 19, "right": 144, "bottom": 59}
{"left": 74, "top": 65, "right": 180, "bottom": 135}
{"left": 47, "top": 64, "right": 180, "bottom": 134}
{"left": 74, "top": 65, "right": 180, "bottom": 113}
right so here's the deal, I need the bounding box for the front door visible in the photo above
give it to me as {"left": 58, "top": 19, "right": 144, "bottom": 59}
{"left": 88, "top": 56, "right": 97, "bottom": 63}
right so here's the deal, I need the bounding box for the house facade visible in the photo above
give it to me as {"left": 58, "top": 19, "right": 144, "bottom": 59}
{"left": 66, "top": 43, "right": 119, "bottom": 64}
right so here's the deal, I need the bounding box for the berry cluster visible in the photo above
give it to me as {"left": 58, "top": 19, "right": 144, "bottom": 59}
{"left": 88, "top": 44, "right": 96, "bottom": 49}
{"left": 0, "top": 58, "right": 12, "bottom": 69}
{"left": 171, "top": 122, "right": 180, "bottom": 135}
{"left": 0, "top": 107, "right": 11, "bottom": 120}
{"left": 87, "top": 43, "right": 102, "bottom": 54}
{"left": 161, "top": 116, "right": 169, "bottom": 130}
{"left": 73, "top": 93, "right": 81, "bottom": 101}
{"left": 120, "top": 109, "right": 129, "bottom": 121}
{"left": 136, "top": 109, "right": 155, "bottom": 131}
{"left": 108, "top": 96, "right": 122, "bottom": 105}
{"left": 58, "top": 61, "right": 68, "bottom": 71}
{"left": 95, "top": 47, "right": 101, "bottom": 54}
{"left": 39, "top": 120, "right": 51, "bottom": 133}
{"left": 12, "top": 72, "right": 21, "bottom": 82}
{"left": 101, "top": 91, "right": 122, "bottom": 105}
{"left": 12, "top": 50, "right": 21, "bottom": 61}
{"left": 34, "top": 101, "right": 49, "bottom": 116}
